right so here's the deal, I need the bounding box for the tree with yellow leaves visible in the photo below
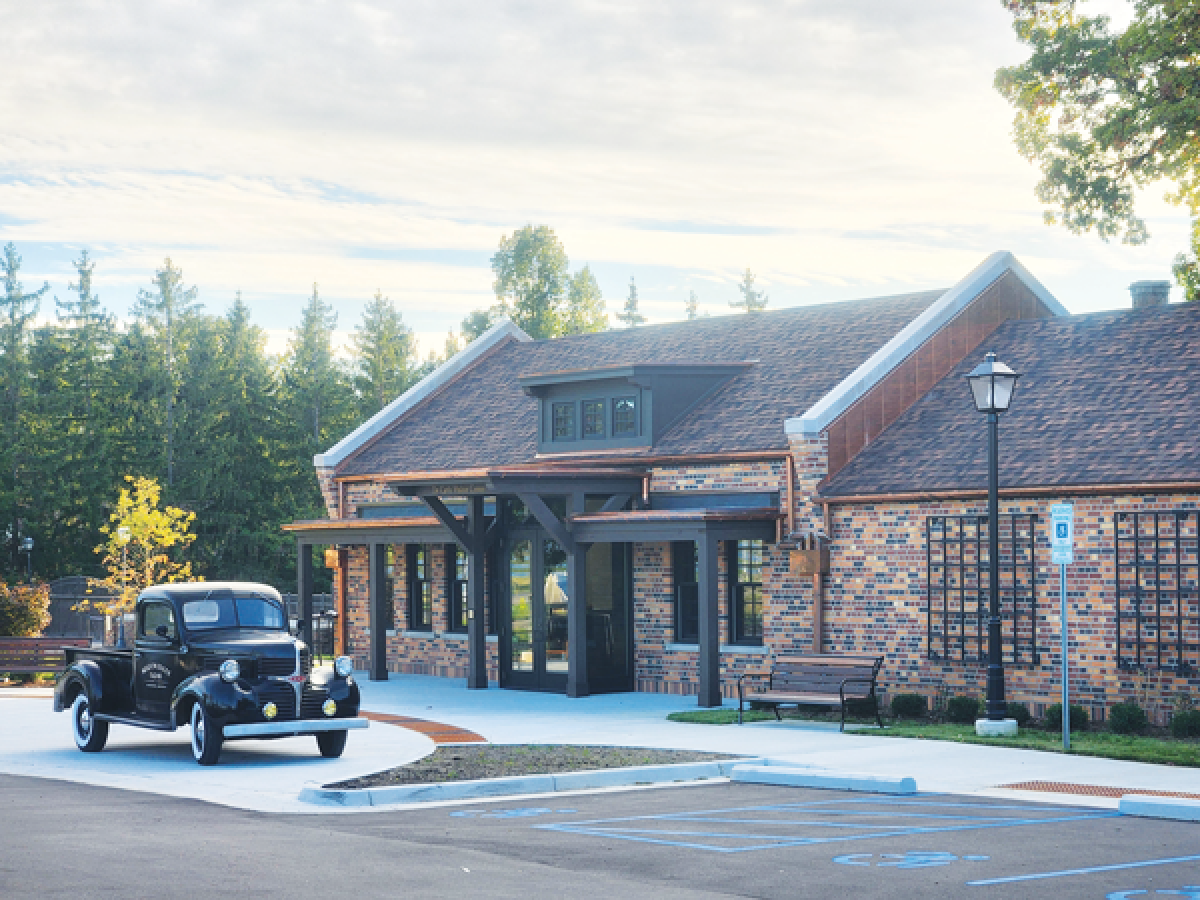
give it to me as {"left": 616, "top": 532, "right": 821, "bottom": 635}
{"left": 90, "top": 476, "right": 199, "bottom": 616}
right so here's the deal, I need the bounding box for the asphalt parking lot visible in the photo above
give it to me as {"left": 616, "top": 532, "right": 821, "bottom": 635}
{"left": 3, "top": 774, "right": 1198, "bottom": 899}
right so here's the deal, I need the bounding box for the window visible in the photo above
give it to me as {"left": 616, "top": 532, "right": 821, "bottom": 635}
{"left": 583, "top": 399, "right": 605, "bottom": 438}
{"left": 552, "top": 401, "right": 576, "bottom": 441}
{"left": 407, "top": 544, "right": 433, "bottom": 631}
{"left": 925, "top": 514, "right": 1038, "bottom": 665}
{"left": 612, "top": 396, "right": 637, "bottom": 436}
{"left": 177, "top": 591, "right": 284, "bottom": 631}
{"left": 140, "top": 601, "right": 177, "bottom": 640}
{"left": 728, "top": 540, "right": 764, "bottom": 645}
{"left": 1115, "top": 510, "right": 1199, "bottom": 674}
{"left": 448, "top": 544, "right": 468, "bottom": 633}
{"left": 672, "top": 541, "right": 699, "bottom": 644}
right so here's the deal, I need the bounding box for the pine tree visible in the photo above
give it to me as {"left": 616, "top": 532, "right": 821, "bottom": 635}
{"left": 615, "top": 277, "right": 646, "bottom": 327}
{"left": 0, "top": 244, "right": 49, "bottom": 575}
{"left": 730, "top": 268, "right": 768, "bottom": 313}
{"left": 685, "top": 290, "right": 699, "bottom": 320}
{"left": 351, "top": 290, "right": 415, "bottom": 419}
{"left": 133, "top": 259, "right": 200, "bottom": 486}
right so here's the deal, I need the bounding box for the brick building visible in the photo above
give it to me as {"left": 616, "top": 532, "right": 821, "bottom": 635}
{"left": 285, "top": 252, "right": 1198, "bottom": 721}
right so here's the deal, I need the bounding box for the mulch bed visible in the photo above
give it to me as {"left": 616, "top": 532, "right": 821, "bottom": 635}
{"left": 328, "top": 744, "right": 738, "bottom": 789}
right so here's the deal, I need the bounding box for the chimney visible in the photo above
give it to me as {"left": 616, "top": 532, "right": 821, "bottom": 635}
{"left": 1128, "top": 280, "right": 1171, "bottom": 309}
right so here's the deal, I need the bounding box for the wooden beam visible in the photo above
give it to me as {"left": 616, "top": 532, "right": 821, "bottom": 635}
{"left": 599, "top": 493, "right": 633, "bottom": 513}
{"left": 368, "top": 543, "right": 389, "bottom": 681}
{"left": 466, "top": 496, "right": 488, "bottom": 689}
{"left": 696, "top": 533, "right": 721, "bottom": 707}
{"left": 420, "top": 496, "right": 472, "bottom": 550}
{"left": 516, "top": 492, "right": 578, "bottom": 556}
{"left": 296, "top": 543, "right": 314, "bottom": 646}
{"left": 566, "top": 493, "right": 589, "bottom": 698}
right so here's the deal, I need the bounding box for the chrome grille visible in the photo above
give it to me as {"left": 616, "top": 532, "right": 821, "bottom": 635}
{"left": 300, "top": 685, "right": 330, "bottom": 719}
{"left": 300, "top": 648, "right": 312, "bottom": 675}
{"left": 259, "top": 656, "right": 296, "bottom": 677}
{"left": 256, "top": 682, "right": 297, "bottom": 720}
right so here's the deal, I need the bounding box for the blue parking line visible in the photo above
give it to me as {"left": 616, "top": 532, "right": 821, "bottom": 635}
{"left": 967, "top": 855, "right": 1200, "bottom": 886}
{"left": 537, "top": 799, "right": 1117, "bottom": 854}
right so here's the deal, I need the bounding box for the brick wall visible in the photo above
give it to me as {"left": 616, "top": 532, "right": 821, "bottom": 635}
{"left": 823, "top": 493, "right": 1200, "bottom": 724}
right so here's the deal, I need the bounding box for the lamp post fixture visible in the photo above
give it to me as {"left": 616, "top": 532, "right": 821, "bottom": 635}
{"left": 965, "top": 352, "right": 1021, "bottom": 733}
{"left": 19, "top": 536, "right": 33, "bottom": 582}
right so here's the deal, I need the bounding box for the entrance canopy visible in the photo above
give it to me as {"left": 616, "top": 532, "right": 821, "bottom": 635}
{"left": 284, "top": 465, "right": 782, "bottom": 704}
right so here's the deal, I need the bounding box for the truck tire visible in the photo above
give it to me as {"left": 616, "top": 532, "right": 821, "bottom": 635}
{"left": 72, "top": 693, "right": 108, "bottom": 752}
{"left": 190, "top": 702, "right": 223, "bottom": 766}
{"left": 316, "top": 730, "right": 348, "bottom": 758}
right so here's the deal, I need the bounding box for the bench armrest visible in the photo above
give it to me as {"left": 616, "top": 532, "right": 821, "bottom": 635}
{"left": 737, "top": 670, "right": 771, "bottom": 698}
{"left": 838, "top": 676, "right": 878, "bottom": 702}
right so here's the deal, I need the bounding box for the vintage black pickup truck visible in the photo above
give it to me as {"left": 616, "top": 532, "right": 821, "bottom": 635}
{"left": 54, "top": 582, "right": 367, "bottom": 765}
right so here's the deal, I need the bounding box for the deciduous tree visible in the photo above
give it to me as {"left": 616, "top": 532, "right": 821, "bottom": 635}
{"left": 491, "top": 225, "right": 571, "bottom": 338}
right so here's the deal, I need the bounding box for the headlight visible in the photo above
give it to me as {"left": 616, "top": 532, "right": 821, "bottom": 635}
{"left": 334, "top": 656, "right": 354, "bottom": 678}
{"left": 219, "top": 659, "right": 240, "bottom": 683}
{"left": 322, "top": 699, "right": 337, "bottom": 717}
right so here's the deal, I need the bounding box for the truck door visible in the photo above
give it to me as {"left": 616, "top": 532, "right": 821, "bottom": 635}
{"left": 134, "top": 599, "right": 183, "bottom": 720}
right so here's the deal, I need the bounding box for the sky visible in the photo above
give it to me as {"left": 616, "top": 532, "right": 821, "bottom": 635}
{"left": 0, "top": 0, "right": 1185, "bottom": 358}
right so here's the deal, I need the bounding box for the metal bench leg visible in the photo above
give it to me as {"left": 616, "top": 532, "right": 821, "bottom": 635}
{"left": 840, "top": 704, "right": 845, "bottom": 732}
{"left": 874, "top": 695, "right": 883, "bottom": 728}
{"left": 738, "top": 699, "right": 743, "bottom": 725}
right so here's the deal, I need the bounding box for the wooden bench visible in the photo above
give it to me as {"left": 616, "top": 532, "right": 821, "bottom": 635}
{"left": 737, "top": 654, "right": 884, "bottom": 731}
{"left": 0, "top": 637, "right": 92, "bottom": 675}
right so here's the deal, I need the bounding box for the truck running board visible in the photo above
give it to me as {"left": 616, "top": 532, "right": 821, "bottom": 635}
{"left": 94, "top": 713, "right": 177, "bottom": 731}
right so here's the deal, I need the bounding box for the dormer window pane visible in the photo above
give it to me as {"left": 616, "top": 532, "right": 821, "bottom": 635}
{"left": 552, "top": 402, "right": 576, "bottom": 440}
{"left": 612, "top": 396, "right": 637, "bottom": 436}
{"left": 583, "top": 399, "right": 605, "bottom": 438}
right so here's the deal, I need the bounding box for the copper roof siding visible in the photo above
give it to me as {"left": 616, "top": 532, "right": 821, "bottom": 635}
{"left": 821, "top": 301, "right": 1200, "bottom": 497}
{"left": 338, "top": 291, "right": 943, "bottom": 477}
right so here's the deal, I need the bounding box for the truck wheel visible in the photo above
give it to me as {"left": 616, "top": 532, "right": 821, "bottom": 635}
{"left": 190, "top": 702, "right": 223, "bottom": 766}
{"left": 316, "top": 730, "right": 348, "bottom": 758}
{"left": 72, "top": 693, "right": 108, "bottom": 752}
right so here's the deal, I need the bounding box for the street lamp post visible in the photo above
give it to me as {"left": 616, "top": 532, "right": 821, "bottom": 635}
{"left": 965, "top": 352, "right": 1021, "bottom": 735}
{"left": 19, "top": 537, "right": 33, "bottom": 582}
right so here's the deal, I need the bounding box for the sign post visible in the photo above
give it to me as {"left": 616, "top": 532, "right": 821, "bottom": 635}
{"left": 1050, "top": 503, "right": 1074, "bottom": 751}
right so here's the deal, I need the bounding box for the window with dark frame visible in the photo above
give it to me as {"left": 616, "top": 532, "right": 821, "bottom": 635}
{"left": 672, "top": 541, "right": 699, "bottom": 644}
{"left": 552, "top": 401, "right": 576, "bottom": 441}
{"left": 447, "top": 544, "right": 468, "bottom": 633}
{"left": 728, "top": 540, "right": 764, "bottom": 645}
{"left": 1115, "top": 510, "right": 1199, "bottom": 674}
{"left": 383, "top": 545, "right": 396, "bottom": 632}
{"left": 407, "top": 544, "right": 433, "bottom": 631}
{"left": 583, "top": 398, "right": 605, "bottom": 438}
{"left": 612, "top": 396, "right": 637, "bottom": 436}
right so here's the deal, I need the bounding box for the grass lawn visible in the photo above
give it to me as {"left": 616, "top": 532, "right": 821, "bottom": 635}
{"left": 666, "top": 709, "right": 1200, "bottom": 768}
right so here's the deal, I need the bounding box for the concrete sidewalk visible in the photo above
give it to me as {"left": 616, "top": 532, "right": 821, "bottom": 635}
{"left": 2, "top": 674, "right": 1197, "bottom": 814}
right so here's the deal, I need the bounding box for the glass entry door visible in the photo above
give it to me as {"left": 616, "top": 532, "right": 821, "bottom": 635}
{"left": 503, "top": 533, "right": 569, "bottom": 692}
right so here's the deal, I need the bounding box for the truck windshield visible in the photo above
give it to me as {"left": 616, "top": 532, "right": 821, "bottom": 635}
{"left": 179, "top": 591, "right": 285, "bottom": 631}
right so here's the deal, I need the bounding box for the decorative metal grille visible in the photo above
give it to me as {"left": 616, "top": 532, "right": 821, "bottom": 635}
{"left": 926, "top": 514, "right": 1039, "bottom": 665}
{"left": 1115, "top": 510, "right": 1199, "bottom": 675}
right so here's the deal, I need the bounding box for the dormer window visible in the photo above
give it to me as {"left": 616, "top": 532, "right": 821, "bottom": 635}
{"left": 552, "top": 402, "right": 576, "bottom": 441}
{"left": 612, "top": 396, "right": 637, "bottom": 436}
{"left": 583, "top": 399, "right": 605, "bottom": 438}
{"left": 520, "top": 362, "right": 753, "bottom": 455}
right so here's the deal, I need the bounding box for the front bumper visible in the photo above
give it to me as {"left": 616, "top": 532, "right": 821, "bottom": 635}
{"left": 222, "top": 717, "right": 369, "bottom": 738}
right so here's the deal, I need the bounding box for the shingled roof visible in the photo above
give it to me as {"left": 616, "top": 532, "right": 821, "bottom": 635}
{"left": 335, "top": 290, "right": 943, "bottom": 477}
{"left": 821, "top": 300, "right": 1200, "bottom": 497}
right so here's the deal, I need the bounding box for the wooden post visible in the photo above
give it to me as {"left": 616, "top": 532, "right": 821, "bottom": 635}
{"left": 297, "top": 543, "right": 314, "bottom": 647}
{"left": 697, "top": 532, "right": 721, "bottom": 707}
{"left": 368, "top": 543, "right": 389, "bottom": 681}
{"left": 566, "top": 492, "right": 589, "bottom": 698}
{"left": 467, "top": 496, "right": 488, "bottom": 689}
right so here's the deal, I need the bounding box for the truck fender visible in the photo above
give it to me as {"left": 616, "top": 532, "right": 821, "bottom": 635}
{"left": 54, "top": 660, "right": 104, "bottom": 713}
{"left": 170, "top": 674, "right": 240, "bottom": 729}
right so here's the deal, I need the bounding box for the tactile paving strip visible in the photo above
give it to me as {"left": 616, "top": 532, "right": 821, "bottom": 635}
{"left": 1001, "top": 781, "right": 1200, "bottom": 800}
{"left": 362, "top": 710, "right": 487, "bottom": 744}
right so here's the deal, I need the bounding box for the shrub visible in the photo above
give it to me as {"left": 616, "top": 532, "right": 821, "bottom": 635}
{"left": 891, "top": 693, "right": 927, "bottom": 719}
{"left": 1006, "top": 702, "right": 1031, "bottom": 726}
{"left": 1044, "top": 703, "right": 1089, "bottom": 731}
{"left": 0, "top": 582, "right": 50, "bottom": 637}
{"left": 946, "top": 695, "right": 981, "bottom": 724}
{"left": 1170, "top": 709, "right": 1200, "bottom": 739}
{"left": 1108, "top": 702, "right": 1148, "bottom": 735}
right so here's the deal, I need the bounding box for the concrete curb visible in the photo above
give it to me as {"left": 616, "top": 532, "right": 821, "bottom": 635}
{"left": 730, "top": 763, "right": 917, "bottom": 794}
{"left": 299, "top": 758, "right": 763, "bottom": 807}
{"left": 1119, "top": 794, "right": 1200, "bottom": 822}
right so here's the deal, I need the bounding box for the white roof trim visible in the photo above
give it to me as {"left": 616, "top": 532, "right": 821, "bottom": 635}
{"left": 314, "top": 318, "right": 532, "bottom": 469}
{"left": 784, "top": 251, "right": 1066, "bottom": 438}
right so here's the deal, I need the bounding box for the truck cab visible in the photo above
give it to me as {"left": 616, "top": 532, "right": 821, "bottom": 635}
{"left": 55, "top": 582, "right": 367, "bottom": 765}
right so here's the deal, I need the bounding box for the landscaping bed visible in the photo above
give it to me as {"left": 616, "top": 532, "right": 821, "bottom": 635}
{"left": 328, "top": 744, "right": 738, "bottom": 789}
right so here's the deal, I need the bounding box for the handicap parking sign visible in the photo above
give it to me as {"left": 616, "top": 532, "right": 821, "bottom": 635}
{"left": 1051, "top": 503, "right": 1073, "bottom": 565}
